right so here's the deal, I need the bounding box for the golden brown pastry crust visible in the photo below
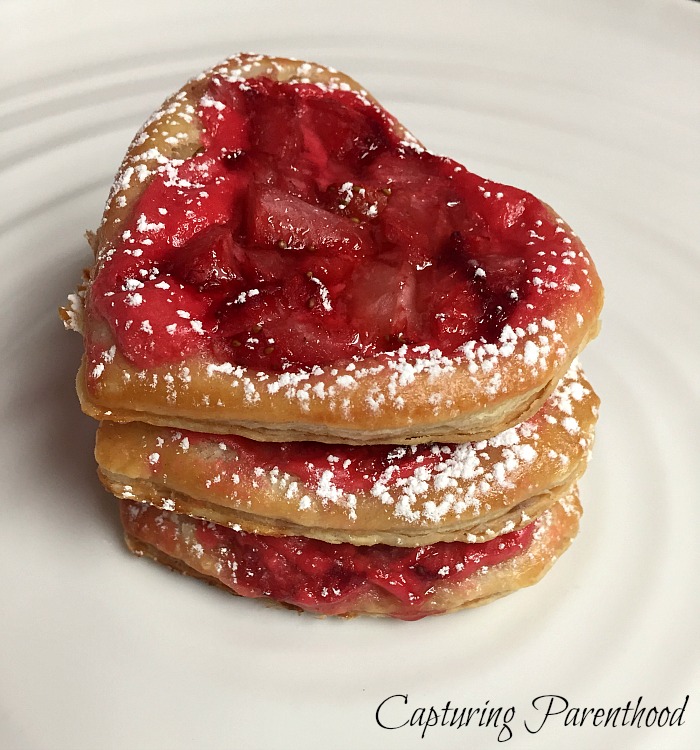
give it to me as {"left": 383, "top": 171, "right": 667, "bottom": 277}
{"left": 69, "top": 53, "right": 603, "bottom": 445}
{"left": 120, "top": 490, "right": 582, "bottom": 618}
{"left": 96, "top": 363, "right": 597, "bottom": 547}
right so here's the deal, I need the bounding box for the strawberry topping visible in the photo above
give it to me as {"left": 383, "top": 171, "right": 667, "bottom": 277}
{"left": 91, "top": 76, "right": 590, "bottom": 371}
{"left": 122, "top": 500, "right": 535, "bottom": 618}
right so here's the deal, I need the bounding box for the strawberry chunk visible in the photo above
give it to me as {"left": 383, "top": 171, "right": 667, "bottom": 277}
{"left": 248, "top": 187, "right": 368, "bottom": 255}
{"left": 377, "top": 172, "right": 455, "bottom": 263}
{"left": 298, "top": 93, "right": 392, "bottom": 175}
{"left": 218, "top": 274, "right": 366, "bottom": 369}
{"left": 169, "top": 225, "right": 246, "bottom": 291}
{"left": 324, "top": 182, "right": 390, "bottom": 221}
{"left": 438, "top": 232, "right": 528, "bottom": 338}
{"left": 247, "top": 82, "right": 301, "bottom": 159}
{"left": 346, "top": 258, "right": 420, "bottom": 343}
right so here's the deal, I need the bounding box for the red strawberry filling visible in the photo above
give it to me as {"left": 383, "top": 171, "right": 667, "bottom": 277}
{"left": 91, "top": 76, "right": 589, "bottom": 371}
{"left": 183, "top": 429, "right": 447, "bottom": 493}
{"left": 169, "top": 225, "right": 247, "bottom": 291}
{"left": 122, "top": 500, "right": 535, "bottom": 619}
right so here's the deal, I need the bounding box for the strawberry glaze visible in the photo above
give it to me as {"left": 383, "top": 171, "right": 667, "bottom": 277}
{"left": 91, "top": 77, "right": 591, "bottom": 372}
{"left": 189, "top": 429, "right": 446, "bottom": 494}
{"left": 122, "top": 499, "right": 535, "bottom": 618}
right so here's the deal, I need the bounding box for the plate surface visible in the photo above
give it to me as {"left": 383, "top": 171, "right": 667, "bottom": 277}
{"left": 1, "top": 1, "right": 698, "bottom": 748}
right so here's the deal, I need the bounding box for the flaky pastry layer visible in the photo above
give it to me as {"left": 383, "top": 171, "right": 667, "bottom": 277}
{"left": 120, "top": 490, "right": 582, "bottom": 618}
{"left": 96, "top": 363, "right": 597, "bottom": 546}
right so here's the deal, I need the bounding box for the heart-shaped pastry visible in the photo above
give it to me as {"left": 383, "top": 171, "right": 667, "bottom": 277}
{"left": 63, "top": 54, "right": 603, "bottom": 618}
{"left": 65, "top": 54, "right": 603, "bottom": 445}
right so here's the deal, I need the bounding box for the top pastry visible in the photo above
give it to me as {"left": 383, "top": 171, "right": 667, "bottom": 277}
{"left": 67, "top": 54, "right": 603, "bottom": 444}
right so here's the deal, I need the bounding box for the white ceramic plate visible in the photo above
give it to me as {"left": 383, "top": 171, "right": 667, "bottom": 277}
{"left": 2, "top": 1, "right": 698, "bottom": 748}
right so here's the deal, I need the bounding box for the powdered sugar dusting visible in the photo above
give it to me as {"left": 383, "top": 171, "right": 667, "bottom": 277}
{"left": 184, "top": 313, "right": 567, "bottom": 413}
{"left": 145, "top": 362, "right": 593, "bottom": 529}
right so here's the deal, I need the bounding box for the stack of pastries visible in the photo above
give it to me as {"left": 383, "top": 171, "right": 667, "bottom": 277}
{"left": 63, "top": 54, "right": 603, "bottom": 619}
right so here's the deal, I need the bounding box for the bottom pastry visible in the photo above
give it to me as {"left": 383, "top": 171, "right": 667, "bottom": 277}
{"left": 119, "top": 489, "right": 582, "bottom": 620}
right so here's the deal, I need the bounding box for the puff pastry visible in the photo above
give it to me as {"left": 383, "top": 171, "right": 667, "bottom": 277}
{"left": 119, "top": 489, "right": 582, "bottom": 619}
{"left": 96, "top": 362, "right": 597, "bottom": 547}
{"left": 65, "top": 53, "right": 603, "bottom": 445}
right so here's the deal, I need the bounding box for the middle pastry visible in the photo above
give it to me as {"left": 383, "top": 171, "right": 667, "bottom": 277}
{"left": 96, "top": 362, "right": 597, "bottom": 547}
